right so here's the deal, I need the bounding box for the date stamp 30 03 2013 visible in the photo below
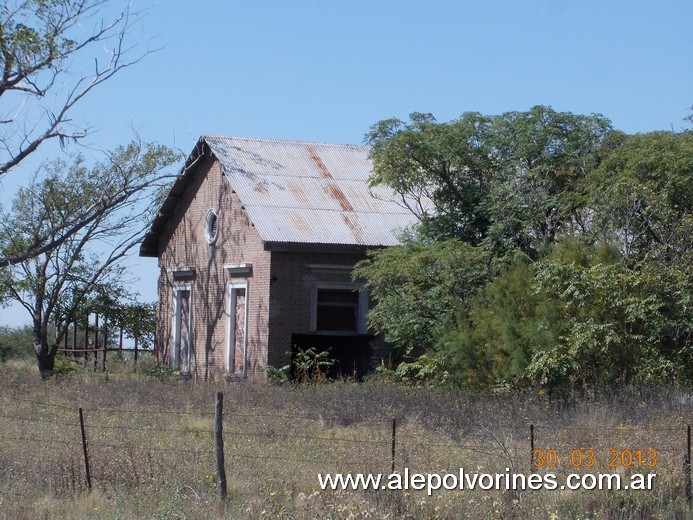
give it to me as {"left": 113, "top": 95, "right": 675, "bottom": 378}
{"left": 532, "top": 448, "right": 657, "bottom": 469}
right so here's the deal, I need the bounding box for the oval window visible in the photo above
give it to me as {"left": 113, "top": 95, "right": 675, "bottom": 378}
{"left": 205, "top": 209, "right": 219, "bottom": 245}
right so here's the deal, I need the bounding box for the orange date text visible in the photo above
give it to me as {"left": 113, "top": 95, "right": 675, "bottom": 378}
{"left": 532, "top": 449, "right": 657, "bottom": 468}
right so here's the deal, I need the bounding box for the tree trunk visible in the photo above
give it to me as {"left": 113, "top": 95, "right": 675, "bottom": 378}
{"left": 35, "top": 347, "right": 55, "bottom": 379}
{"left": 36, "top": 352, "right": 55, "bottom": 380}
{"left": 34, "top": 331, "right": 56, "bottom": 380}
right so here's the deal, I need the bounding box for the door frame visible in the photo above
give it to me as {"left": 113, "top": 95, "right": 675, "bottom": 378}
{"left": 171, "top": 283, "right": 193, "bottom": 374}
{"left": 226, "top": 280, "right": 250, "bottom": 377}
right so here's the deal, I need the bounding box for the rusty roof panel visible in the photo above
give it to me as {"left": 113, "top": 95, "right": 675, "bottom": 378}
{"left": 203, "top": 135, "right": 422, "bottom": 246}
{"left": 245, "top": 207, "right": 408, "bottom": 246}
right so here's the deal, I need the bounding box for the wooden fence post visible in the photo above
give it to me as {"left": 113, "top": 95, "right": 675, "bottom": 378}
{"left": 72, "top": 321, "right": 77, "bottom": 357}
{"left": 391, "top": 418, "right": 396, "bottom": 473}
{"left": 530, "top": 424, "right": 535, "bottom": 472}
{"left": 102, "top": 314, "right": 108, "bottom": 372}
{"left": 83, "top": 318, "right": 89, "bottom": 366}
{"left": 93, "top": 313, "right": 99, "bottom": 372}
{"left": 119, "top": 323, "right": 124, "bottom": 361}
{"left": 79, "top": 407, "right": 92, "bottom": 490}
{"left": 215, "top": 391, "right": 228, "bottom": 511}
{"left": 685, "top": 425, "right": 691, "bottom": 503}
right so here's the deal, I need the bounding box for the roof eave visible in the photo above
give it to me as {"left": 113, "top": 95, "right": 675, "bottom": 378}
{"left": 262, "top": 241, "right": 387, "bottom": 254}
{"left": 138, "top": 138, "right": 209, "bottom": 258}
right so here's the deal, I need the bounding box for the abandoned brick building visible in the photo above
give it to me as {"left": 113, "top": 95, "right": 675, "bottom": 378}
{"left": 140, "top": 135, "right": 420, "bottom": 380}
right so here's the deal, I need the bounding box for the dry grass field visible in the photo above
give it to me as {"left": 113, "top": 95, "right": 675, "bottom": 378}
{"left": 1, "top": 358, "right": 692, "bottom": 519}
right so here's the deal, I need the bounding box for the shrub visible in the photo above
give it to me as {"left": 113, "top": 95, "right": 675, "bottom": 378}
{"left": 52, "top": 356, "right": 83, "bottom": 377}
{"left": 0, "top": 325, "right": 34, "bottom": 362}
{"left": 291, "top": 347, "right": 336, "bottom": 384}
{"left": 139, "top": 358, "right": 179, "bottom": 381}
{"left": 264, "top": 364, "right": 290, "bottom": 385}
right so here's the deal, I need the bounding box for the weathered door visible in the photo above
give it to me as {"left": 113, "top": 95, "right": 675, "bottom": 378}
{"left": 227, "top": 282, "right": 248, "bottom": 376}
{"left": 173, "top": 288, "right": 192, "bottom": 373}
{"left": 233, "top": 288, "right": 246, "bottom": 374}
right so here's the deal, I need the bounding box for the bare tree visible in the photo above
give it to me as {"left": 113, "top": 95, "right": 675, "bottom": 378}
{"left": 0, "top": 135, "right": 179, "bottom": 268}
{"left": 0, "top": 0, "right": 152, "bottom": 176}
{"left": 0, "top": 139, "right": 177, "bottom": 377}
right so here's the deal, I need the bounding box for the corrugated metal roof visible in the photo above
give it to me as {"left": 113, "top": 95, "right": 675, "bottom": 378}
{"left": 203, "top": 135, "right": 419, "bottom": 247}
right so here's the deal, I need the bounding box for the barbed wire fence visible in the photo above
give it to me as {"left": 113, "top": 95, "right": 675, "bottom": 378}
{"left": 0, "top": 391, "right": 690, "bottom": 509}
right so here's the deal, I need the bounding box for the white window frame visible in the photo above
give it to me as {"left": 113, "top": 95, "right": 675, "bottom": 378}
{"left": 205, "top": 209, "right": 219, "bottom": 245}
{"left": 226, "top": 280, "right": 250, "bottom": 376}
{"left": 310, "top": 282, "right": 368, "bottom": 335}
{"left": 171, "top": 283, "right": 193, "bottom": 373}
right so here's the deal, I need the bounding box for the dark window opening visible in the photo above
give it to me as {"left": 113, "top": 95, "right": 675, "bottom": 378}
{"left": 316, "top": 289, "right": 358, "bottom": 332}
{"left": 205, "top": 209, "right": 219, "bottom": 244}
{"left": 210, "top": 214, "right": 218, "bottom": 237}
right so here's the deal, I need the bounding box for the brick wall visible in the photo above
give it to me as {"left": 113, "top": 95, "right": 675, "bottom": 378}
{"left": 156, "top": 153, "right": 271, "bottom": 380}
{"left": 267, "top": 250, "right": 387, "bottom": 369}
{"left": 154, "top": 152, "right": 390, "bottom": 381}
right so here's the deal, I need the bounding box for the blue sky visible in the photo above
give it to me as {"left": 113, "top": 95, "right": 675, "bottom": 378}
{"left": 1, "top": 0, "right": 691, "bottom": 325}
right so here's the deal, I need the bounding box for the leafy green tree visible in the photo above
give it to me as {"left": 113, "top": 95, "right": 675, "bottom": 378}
{"left": 367, "top": 111, "right": 495, "bottom": 243}
{"left": 367, "top": 106, "right": 618, "bottom": 259}
{"left": 441, "top": 240, "right": 692, "bottom": 391}
{"left": 353, "top": 238, "right": 491, "bottom": 360}
{"left": 483, "top": 107, "right": 619, "bottom": 259}
{"left": 437, "top": 253, "right": 566, "bottom": 388}
{"left": 0, "top": 140, "right": 176, "bottom": 377}
{"left": 119, "top": 301, "right": 155, "bottom": 350}
{"left": 363, "top": 108, "right": 692, "bottom": 392}
{"left": 586, "top": 130, "right": 693, "bottom": 263}
{"left": 527, "top": 246, "right": 692, "bottom": 390}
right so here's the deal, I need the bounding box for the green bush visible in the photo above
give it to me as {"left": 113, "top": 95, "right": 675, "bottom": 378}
{"left": 52, "top": 356, "right": 83, "bottom": 377}
{"left": 264, "top": 364, "right": 290, "bottom": 385}
{"left": 380, "top": 354, "right": 450, "bottom": 387}
{"left": 139, "top": 358, "right": 179, "bottom": 380}
{"left": 265, "top": 347, "right": 339, "bottom": 385}
{"left": 291, "top": 347, "right": 336, "bottom": 384}
{"left": 439, "top": 240, "right": 693, "bottom": 393}
{"left": 0, "top": 325, "right": 34, "bottom": 362}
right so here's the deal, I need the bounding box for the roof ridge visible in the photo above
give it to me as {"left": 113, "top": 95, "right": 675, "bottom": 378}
{"left": 242, "top": 203, "right": 415, "bottom": 214}
{"left": 203, "top": 134, "right": 369, "bottom": 150}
